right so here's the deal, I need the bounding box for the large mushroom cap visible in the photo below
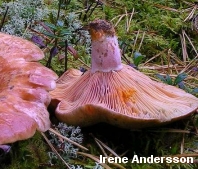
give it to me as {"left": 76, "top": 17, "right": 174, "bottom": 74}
{"left": 0, "top": 33, "right": 44, "bottom": 61}
{"left": 0, "top": 33, "right": 58, "bottom": 144}
{"left": 50, "top": 20, "right": 198, "bottom": 129}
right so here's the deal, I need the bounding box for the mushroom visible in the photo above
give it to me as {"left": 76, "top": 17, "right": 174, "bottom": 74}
{"left": 50, "top": 20, "right": 198, "bottom": 129}
{"left": 0, "top": 33, "right": 58, "bottom": 144}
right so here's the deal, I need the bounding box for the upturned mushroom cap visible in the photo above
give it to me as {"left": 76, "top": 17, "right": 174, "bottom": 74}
{"left": 50, "top": 20, "right": 198, "bottom": 129}
{"left": 0, "top": 33, "right": 58, "bottom": 144}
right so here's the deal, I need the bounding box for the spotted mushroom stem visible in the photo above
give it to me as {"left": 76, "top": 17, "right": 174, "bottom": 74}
{"left": 89, "top": 20, "right": 123, "bottom": 73}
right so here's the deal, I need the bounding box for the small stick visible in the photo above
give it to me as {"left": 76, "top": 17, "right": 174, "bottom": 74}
{"left": 131, "top": 29, "right": 140, "bottom": 55}
{"left": 94, "top": 137, "right": 119, "bottom": 157}
{"left": 48, "top": 128, "right": 88, "bottom": 151}
{"left": 137, "top": 31, "right": 145, "bottom": 52}
{"left": 77, "top": 152, "right": 112, "bottom": 169}
{"left": 0, "top": 6, "right": 9, "bottom": 31}
{"left": 126, "top": 8, "right": 135, "bottom": 33}
{"left": 41, "top": 132, "right": 72, "bottom": 169}
{"left": 143, "top": 49, "right": 167, "bottom": 65}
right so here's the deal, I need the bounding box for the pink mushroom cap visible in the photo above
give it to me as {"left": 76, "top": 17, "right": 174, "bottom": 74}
{"left": 0, "top": 33, "right": 58, "bottom": 144}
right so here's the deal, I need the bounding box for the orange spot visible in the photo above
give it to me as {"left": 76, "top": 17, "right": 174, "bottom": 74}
{"left": 90, "top": 29, "right": 105, "bottom": 41}
{"left": 118, "top": 88, "right": 136, "bottom": 104}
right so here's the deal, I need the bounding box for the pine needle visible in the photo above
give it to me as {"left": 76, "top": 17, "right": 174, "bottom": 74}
{"left": 77, "top": 152, "right": 112, "bottom": 169}
{"left": 48, "top": 128, "right": 88, "bottom": 151}
{"left": 94, "top": 137, "right": 119, "bottom": 157}
{"left": 41, "top": 132, "right": 72, "bottom": 169}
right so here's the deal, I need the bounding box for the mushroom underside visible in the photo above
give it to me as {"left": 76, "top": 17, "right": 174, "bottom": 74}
{"left": 51, "top": 64, "right": 198, "bottom": 128}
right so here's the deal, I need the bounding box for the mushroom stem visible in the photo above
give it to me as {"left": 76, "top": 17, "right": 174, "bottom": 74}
{"left": 91, "top": 36, "right": 123, "bottom": 73}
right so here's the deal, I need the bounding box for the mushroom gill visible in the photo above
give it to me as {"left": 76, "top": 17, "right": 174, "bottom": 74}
{"left": 0, "top": 33, "right": 58, "bottom": 144}
{"left": 50, "top": 20, "right": 198, "bottom": 129}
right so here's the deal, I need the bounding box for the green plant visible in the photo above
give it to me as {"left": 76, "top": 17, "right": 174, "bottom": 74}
{"left": 133, "top": 51, "right": 145, "bottom": 67}
{"left": 156, "top": 73, "right": 188, "bottom": 86}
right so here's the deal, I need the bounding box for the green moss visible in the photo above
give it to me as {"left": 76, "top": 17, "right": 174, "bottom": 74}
{"left": 1, "top": 132, "right": 50, "bottom": 169}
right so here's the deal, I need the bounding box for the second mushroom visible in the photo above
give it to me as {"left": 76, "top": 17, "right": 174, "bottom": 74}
{"left": 0, "top": 33, "right": 58, "bottom": 144}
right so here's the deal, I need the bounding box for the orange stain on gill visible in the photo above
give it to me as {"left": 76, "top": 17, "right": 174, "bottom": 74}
{"left": 117, "top": 88, "right": 139, "bottom": 114}
{"left": 118, "top": 88, "right": 136, "bottom": 104}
